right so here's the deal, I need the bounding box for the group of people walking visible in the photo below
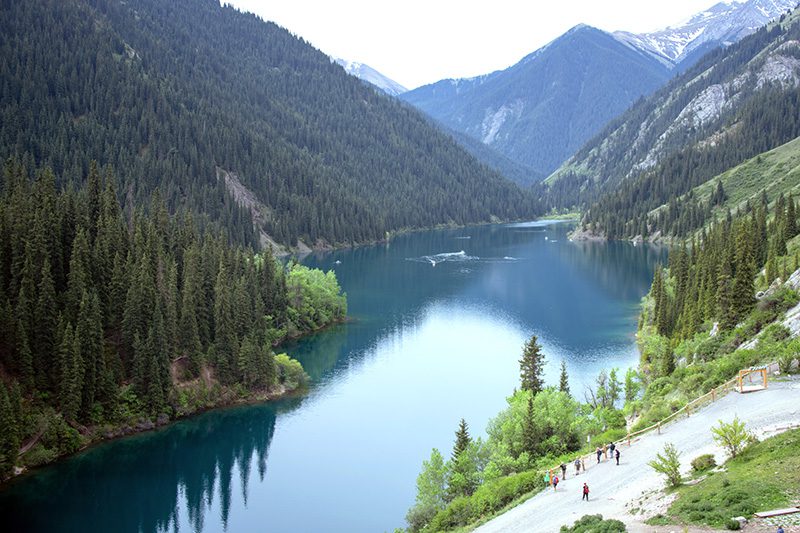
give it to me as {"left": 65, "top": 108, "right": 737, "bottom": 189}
{"left": 595, "top": 442, "right": 620, "bottom": 465}
{"left": 544, "top": 441, "right": 620, "bottom": 501}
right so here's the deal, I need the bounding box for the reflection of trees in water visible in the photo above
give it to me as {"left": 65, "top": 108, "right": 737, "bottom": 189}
{"left": 561, "top": 241, "right": 667, "bottom": 302}
{"left": 2, "top": 398, "right": 303, "bottom": 533}
{"left": 283, "top": 323, "right": 348, "bottom": 381}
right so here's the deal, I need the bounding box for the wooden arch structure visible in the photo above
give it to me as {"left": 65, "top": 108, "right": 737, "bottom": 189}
{"left": 737, "top": 367, "right": 768, "bottom": 393}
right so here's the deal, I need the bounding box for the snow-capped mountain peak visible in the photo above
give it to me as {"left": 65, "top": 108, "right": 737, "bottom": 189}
{"left": 614, "top": 0, "right": 797, "bottom": 67}
{"left": 334, "top": 58, "right": 407, "bottom": 96}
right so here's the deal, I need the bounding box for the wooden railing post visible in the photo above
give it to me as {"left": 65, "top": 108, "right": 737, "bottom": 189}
{"left": 627, "top": 433, "right": 630, "bottom": 446}
{"left": 657, "top": 422, "right": 661, "bottom": 434}
{"left": 712, "top": 387, "right": 716, "bottom": 401}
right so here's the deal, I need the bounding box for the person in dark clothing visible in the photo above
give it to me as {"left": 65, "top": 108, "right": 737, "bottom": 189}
{"left": 615, "top": 448, "right": 620, "bottom": 465}
{"left": 560, "top": 462, "right": 567, "bottom": 479}
{"left": 609, "top": 442, "right": 616, "bottom": 456}
{"left": 574, "top": 457, "right": 581, "bottom": 476}
{"left": 582, "top": 483, "right": 589, "bottom": 501}
{"left": 596, "top": 446, "right": 602, "bottom": 463}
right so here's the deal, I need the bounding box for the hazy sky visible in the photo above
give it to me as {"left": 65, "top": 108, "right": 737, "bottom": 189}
{"left": 225, "top": 0, "right": 724, "bottom": 89}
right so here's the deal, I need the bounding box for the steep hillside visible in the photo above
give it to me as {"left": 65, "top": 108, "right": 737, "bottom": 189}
{"left": 400, "top": 25, "right": 672, "bottom": 176}
{"left": 647, "top": 135, "right": 800, "bottom": 238}
{"left": 547, "top": 7, "right": 800, "bottom": 238}
{"left": 0, "top": 0, "right": 537, "bottom": 249}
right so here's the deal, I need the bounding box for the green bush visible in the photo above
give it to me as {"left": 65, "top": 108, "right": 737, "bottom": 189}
{"left": 21, "top": 444, "right": 58, "bottom": 468}
{"left": 761, "top": 323, "right": 790, "bottom": 343}
{"left": 275, "top": 353, "right": 309, "bottom": 390}
{"left": 726, "top": 518, "right": 741, "bottom": 530}
{"left": 691, "top": 454, "right": 717, "bottom": 472}
{"left": 422, "top": 470, "right": 541, "bottom": 532}
{"left": 560, "top": 514, "right": 627, "bottom": 532}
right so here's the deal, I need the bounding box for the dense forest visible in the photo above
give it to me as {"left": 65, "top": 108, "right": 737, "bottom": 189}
{"left": 0, "top": 0, "right": 539, "bottom": 249}
{"left": 0, "top": 160, "right": 346, "bottom": 478}
{"left": 642, "top": 190, "right": 799, "bottom": 347}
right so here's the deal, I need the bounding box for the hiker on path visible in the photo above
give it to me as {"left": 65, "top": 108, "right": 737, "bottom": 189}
{"left": 544, "top": 471, "right": 551, "bottom": 488}
{"left": 615, "top": 448, "right": 620, "bottom": 465}
{"left": 582, "top": 483, "right": 589, "bottom": 501}
{"left": 574, "top": 457, "right": 581, "bottom": 476}
{"left": 776, "top": 526, "right": 784, "bottom": 533}
{"left": 602, "top": 443, "right": 608, "bottom": 460}
{"left": 560, "top": 462, "right": 567, "bottom": 479}
{"left": 552, "top": 475, "right": 559, "bottom": 492}
{"left": 609, "top": 442, "right": 616, "bottom": 456}
{"left": 581, "top": 457, "right": 586, "bottom": 471}
{"left": 596, "top": 446, "right": 602, "bottom": 463}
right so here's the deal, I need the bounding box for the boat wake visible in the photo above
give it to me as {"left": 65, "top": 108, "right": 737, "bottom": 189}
{"left": 407, "top": 250, "right": 478, "bottom": 267}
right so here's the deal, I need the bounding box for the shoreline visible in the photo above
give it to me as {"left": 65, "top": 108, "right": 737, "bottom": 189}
{"left": 278, "top": 216, "right": 567, "bottom": 257}
{"left": 1, "top": 318, "right": 350, "bottom": 489}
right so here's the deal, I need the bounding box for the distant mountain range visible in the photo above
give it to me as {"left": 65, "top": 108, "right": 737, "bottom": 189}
{"left": 400, "top": 26, "right": 672, "bottom": 177}
{"left": 335, "top": 58, "right": 407, "bottom": 96}
{"left": 399, "top": 0, "right": 796, "bottom": 179}
{"left": 615, "top": 0, "right": 798, "bottom": 68}
{"left": 552, "top": 5, "right": 800, "bottom": 239}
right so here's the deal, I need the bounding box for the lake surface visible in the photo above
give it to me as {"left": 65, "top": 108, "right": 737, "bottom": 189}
{"left": 0, "top": 221, "right": 665, "bottom": 533}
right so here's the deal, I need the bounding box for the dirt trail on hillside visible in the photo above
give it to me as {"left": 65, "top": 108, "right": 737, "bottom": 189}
{"left": 475, "top": 378, "right": 800, "bottom": 533}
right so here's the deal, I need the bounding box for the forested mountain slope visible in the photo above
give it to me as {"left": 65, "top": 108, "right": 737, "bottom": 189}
{"left": 0, "top": 0, "right": 537, "bottom": 249}
{"left": 400, "top": 25, "right": 672, "bottom": 177}
{"left": 546, "top": 7, "right": 800, "bottom": 238}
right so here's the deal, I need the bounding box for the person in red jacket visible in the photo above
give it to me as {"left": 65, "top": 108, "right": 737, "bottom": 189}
{"left": 582, "top": 483, "right": 589, "bottom": 501}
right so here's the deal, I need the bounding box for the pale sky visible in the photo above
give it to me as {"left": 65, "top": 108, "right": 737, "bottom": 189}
{"left": 225, "top": 0, "right": 724, "bottom": 89}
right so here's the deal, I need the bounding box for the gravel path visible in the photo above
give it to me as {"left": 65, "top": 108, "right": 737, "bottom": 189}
{"left": 475, "top": 378, "right": 800, "bottom": 533}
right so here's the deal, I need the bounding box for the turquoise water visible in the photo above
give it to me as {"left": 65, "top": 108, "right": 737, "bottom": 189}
{"left": 0, "top": 221, "right": 665, "bottom": 532}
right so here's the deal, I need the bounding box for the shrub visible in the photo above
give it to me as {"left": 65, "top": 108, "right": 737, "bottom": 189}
{"left": 422, "top": 470, "right": 541, "bottom": 532}
{"left": 691, "top": 454, "right": 717, "bottom": 472}
{"left": 761, "top": 323, "right": 790, "bottom": 343}
{"left": 21, "top": 444, "right": 57, "bottom": 468}
{"left": 648, "top": 443, "right": 682, "bottom": 487}
{"left": 712, "top": 417, "right": 753, "bottom": 459}
{"left": 275, "top": 353, "right": 309, "bottom": 390}
{"left": 560, "top": 514, "right": 627, "bottom": 532}
{"left": 726, "top": 518, "right": 741, "bottom": 530}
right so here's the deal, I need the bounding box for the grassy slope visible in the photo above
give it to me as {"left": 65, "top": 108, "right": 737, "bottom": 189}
{"left": 656, "top": 427, "right": 800, "bottom": 528}
{"left": 649, "top": 135, "right": 800, "bottom": 225}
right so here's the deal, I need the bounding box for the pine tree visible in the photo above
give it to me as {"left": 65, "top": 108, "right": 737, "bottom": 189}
{"left": 452, "top": 418, "right": 471, "bottom": 461}
{"left": 34, "top": 259, "right": 58, "bottom": 390}
{"left": 0, "top": 382, "right": 20, "bottom": 478}
{"left": 558, "top": 360, "right": 570, "bottom": 396}
{"left": 718, "top": 251, "right": 736, "bottom": 331}
{"left": 519, "top": 335, "right": 545, "bottom": 395}
{"left": 58, "top": 324, "right": 82, "bottom": 421}
{"left": 65, "top": 228, "right": 91, "bottom": 321}
{"left": 178, "top": 245, "right": 203, "bottom": 374}
{"left": 787, "top": 194, "right": 797, "bottom": 240}
{"left": 521, "top": 394, "right": 537, "bottom": 457}
{"left": 214, "top": 261, "right": 238, "bottom": 385}
{"left": 76, "top": 290, "right": 103, "bottom": 419}
{"left": 732, "top": 223, "right": 756, "bottom": 321}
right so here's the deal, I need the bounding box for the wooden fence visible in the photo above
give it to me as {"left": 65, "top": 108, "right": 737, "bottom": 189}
{"left": 545, "top": 362, "right": 779, "bottom": 482}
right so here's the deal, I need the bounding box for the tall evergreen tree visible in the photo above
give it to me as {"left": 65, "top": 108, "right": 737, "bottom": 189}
{"left": 58, "top": 324, "right": 83, "bottom": 422}
{"left": 558, "top": 360, "right": 570, "bottom": 396}
{"left": 519, "top": 335, "right": 545, "bottom": 395}
{"left": 452, "top": 418, "right": 471, "bottom": 461}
